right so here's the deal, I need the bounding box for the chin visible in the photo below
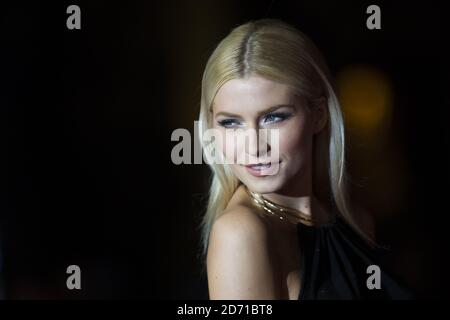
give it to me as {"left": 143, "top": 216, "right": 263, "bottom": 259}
{"left": 240, "top": 176, "right": 286, "bottom": 194}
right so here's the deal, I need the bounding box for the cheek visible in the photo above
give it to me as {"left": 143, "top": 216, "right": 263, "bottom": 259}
{"left": 219, "top": 131, "right": 258, "bottom": 164}
{"left": 212, "top": 129, "right": 227, "bottom": 162}
{"left": 277, "top": 119, "right": 312, "bottom": 158}
{"left": 214, "top": 129, "right": 242, "bottom": 163}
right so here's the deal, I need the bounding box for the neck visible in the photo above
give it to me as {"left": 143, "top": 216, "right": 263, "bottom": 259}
{"left": 259, "top": 172, "right": 334, "bottom": 225}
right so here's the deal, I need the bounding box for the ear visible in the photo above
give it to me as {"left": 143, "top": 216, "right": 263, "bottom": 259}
{"left": 312, "top": 97, "right": 328, "bottom": 134}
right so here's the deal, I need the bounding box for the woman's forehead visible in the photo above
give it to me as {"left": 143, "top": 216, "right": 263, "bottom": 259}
{"left": 213, "top": 76, "right": 298, "bottom": 115}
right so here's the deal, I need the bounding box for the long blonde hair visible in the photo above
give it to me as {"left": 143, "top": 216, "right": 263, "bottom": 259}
{"left": 198, "top": 19, "right": 368, "bottom": 259}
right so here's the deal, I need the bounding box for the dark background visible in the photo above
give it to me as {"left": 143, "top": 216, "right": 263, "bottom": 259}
{"left": 1, "top": 0, "right": 449, "bottom": 299}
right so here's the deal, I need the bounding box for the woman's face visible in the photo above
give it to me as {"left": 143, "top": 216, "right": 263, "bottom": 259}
{"left": 212, "top": 75, "right": 326, "bottom": 194}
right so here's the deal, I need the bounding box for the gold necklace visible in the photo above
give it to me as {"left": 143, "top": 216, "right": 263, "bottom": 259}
{"left": 245, "top": 186, "right": 331, "bottom": 226}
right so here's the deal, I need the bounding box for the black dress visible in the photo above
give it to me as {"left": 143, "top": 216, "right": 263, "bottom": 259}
{"left": 296, "top": 214, "right": 415, "bottom": 300}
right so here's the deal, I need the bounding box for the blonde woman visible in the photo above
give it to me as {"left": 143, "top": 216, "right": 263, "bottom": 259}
{"left": 198, "top": 19, "right": 413, "bottom": 300}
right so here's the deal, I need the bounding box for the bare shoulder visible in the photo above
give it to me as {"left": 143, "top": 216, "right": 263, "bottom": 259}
{"left": 206, "top": 187, "right": 279, "bottom": 299}
{"left": 212, "top": 203, "right": 269, "bottom": 242}
{"left": 211, "top": 184, "right": 271, "bottom": 240}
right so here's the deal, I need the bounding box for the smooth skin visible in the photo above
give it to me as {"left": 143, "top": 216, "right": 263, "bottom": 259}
{"left": 207, "top": 184, "right": 302, "bottom": 299}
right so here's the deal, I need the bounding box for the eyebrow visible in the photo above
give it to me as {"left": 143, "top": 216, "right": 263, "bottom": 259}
{"left": 214, "top": 104, "right": 295, "bottom": 118}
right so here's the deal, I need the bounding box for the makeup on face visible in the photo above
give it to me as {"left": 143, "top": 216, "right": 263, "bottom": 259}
{"left": 212, "top": 76, "right": 312, "bottom": 193}
{"left": 243, "top": 160, "right": 282, "bottom": 177}
{"left": 215, "top": 105, "right": 296, "bottom": 129}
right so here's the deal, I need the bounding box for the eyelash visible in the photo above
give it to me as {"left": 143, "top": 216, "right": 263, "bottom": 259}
{"left": 262, "top": 112, "right": 291, "bottom": 124}
{"left": 217, "top": 119, "right": 241, "bottom": 128}
{"left": 217, "top": 112, "right": 292, "bottom": 128}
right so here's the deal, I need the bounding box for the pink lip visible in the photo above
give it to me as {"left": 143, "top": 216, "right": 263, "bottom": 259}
{"left": 243, "top": 160, "right": 281, "bottom": 177}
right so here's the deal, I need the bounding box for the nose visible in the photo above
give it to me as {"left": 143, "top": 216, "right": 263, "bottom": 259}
{"left": 246, "top": 128, "right": 271, "bottom": 160}
{"left": 246, "top": 128, "right": 258, "bottom": 157}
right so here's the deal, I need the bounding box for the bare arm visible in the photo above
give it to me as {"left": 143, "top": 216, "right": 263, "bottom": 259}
{"left": 206, "top": 207, "right": 279, "bottom": 299}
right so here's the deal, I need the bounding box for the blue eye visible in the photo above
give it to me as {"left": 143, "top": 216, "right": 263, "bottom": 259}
{"left": 217, "top": 119, "right": 242, "bottom": 128}
{"left": 262, "top": 112, "right": 291, "bottom": 124}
